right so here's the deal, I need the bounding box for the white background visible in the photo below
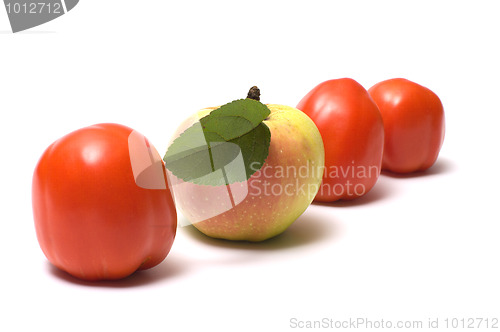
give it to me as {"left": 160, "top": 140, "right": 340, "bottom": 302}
{"left": 1, "top": 1, "right": 499, "bottom": 331}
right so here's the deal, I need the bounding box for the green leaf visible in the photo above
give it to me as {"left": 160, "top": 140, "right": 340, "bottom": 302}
{"left": 200, "top": 99, "right": 270, "bottom": 140}
{"left": 164, "top": 98, "right": 271, "bottom": 186}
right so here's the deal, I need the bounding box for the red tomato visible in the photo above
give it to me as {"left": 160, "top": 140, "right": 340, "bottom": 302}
{"left": 368, "top": 78, "right": 445, "bottom": 173}
{"left": 297, "top": 78, "right": 384, "bottom": 202}
{"left": 32, "top": 123, "right": 177, "bottom": 281}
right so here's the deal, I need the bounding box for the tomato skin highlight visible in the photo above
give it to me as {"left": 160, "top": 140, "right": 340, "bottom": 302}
{"left": 297, "top": 78, "right": 384, "bottom": 202}
{"left": 368, "top": 78, "right": 445, "bottom": 173}
{"left": 32, "top": 123, "right": 177, "bottom": 281}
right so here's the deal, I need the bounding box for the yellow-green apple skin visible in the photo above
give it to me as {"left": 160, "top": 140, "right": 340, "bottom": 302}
{"left": 168, "top": 104, "right": 325, "bottom": 241}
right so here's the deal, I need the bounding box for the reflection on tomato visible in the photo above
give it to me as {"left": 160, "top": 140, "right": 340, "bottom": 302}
{"left": 32, "top": 123, "right": 176, "bottom": 281}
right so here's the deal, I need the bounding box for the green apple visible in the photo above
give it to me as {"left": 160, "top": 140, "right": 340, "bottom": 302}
{"left": 168, "top": 104, "right": 325, "bottom": 241}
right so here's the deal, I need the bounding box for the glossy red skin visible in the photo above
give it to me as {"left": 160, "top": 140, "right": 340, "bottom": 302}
{"left": 297, "top": 78, "right": 384, "bottom": 202}
{"left": 368, "top": 78, "right": 445, "bottom": 173}
{"left": 32, "top": 123, "right": 176, "bottom": 281}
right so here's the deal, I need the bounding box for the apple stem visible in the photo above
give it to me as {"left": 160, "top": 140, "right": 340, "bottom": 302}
{"left": 247, "top": 86, "right": 260, "bottom": 101}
